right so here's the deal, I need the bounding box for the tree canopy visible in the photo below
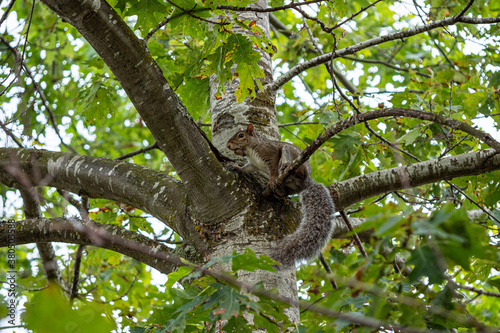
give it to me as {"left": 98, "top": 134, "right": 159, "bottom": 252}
{"left": 0, "top": 0, "right": 500, "bottom": 332}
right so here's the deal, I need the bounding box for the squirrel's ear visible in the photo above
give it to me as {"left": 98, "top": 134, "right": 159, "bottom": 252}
{"left": 247, "top": 124, "right": 255, "bottom": 134}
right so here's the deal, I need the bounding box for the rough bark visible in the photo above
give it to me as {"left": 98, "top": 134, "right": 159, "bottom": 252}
{"left": 0, "top": 147, "right": 206, "bottom": 254}
{"left": 39, "top": 0, "right": 243, "bottom": 221}
{"left": 2, "top": 147, "right": 499, "bottom": 243}
{"left": 206, "top": 0, "right": 301, "bottom": 322}
{"left": 331, "top": 149, "right": 500, "bottom": 210}
{"left": 271, "top": 109, "right": 500, "bottom": 191}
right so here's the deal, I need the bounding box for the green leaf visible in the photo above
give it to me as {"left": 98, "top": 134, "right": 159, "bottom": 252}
{"left": 224, "top": 316, "right": 253, "bottom": 332}
{"left": 397, "top": 128, "right": 421, "bottom": 146}
{"left": 204, "top": 283, "right": 248, "bottom": 320}
{"left": 487, "top": 277, "right": 500, "bottom": 291}
{"left": 0, "top": 294, "right": 8, "bottom": 319}
{"left": 431, "top": 285, "right": 456, "bottom": 310}
{"left": 107, "top": 252, "right": 122, "bottom": 266}
{"left": 374, "top": 216, "right": 404, "bottom": 237}
{"left": 408, "top": 245, "right": 444, "bottom": 284}
{"left": 198, "top": 32, "right": 264, "bottom": 102}
{"left": 231, "top": 248, "right": 277, "bottom": 272}
{"left": 24, "top": 286, "right": 115, "bottom": 333}
{"left": 127, "top": 0, "right": 168, "bottom": 34}
{"left": 165, "top": 266, "right": 194, "bottom": 293}
{"left": 234, "top": 61, "right": 264, "bottom": 102}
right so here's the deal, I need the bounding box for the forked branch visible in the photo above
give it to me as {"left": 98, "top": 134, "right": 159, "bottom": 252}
{"left": 268, "top": 108, "right": 500, "bottom": 195}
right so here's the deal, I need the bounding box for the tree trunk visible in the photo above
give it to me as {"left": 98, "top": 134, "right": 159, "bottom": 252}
{"left": 207, "top": 0, "right": 300, "bottom": 322}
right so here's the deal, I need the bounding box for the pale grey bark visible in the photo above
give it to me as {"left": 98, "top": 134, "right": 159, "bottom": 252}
{"left": 331, "top": 149, "right": 500, "bottom": 210}
{"left": 209, "top": 208, "right": 300, "bottom": 323}
{"left": 206, "top": 0, "right": 302, "bottom": 322}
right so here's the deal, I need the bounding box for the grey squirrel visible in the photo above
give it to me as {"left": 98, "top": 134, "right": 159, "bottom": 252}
{"left": 226, "top": 124, "right": 335, "bottom": 268}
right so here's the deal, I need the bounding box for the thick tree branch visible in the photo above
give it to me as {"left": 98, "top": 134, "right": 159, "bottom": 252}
{"left": 0, "top": 219, "right": 438, "bottom": 332}
{"left": 40, "top": 0, "right": 243, "bottom": 220}
{"left": 270, "top": 15, "right": 500, "bottom": 91}
{"left": 0, "top": 148, "right": 207, "bottom": 253}
{"left": 0, "top": 217, "right": 180, "bottom": 275}
{"left": 332, "top": 149, "right": 500, "bottom": 210}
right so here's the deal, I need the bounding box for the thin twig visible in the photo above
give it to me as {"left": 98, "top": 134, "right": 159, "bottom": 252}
{"left": 0, "top": 120, "right": 23, "bottom": 148}
{"left": 281, "top": 126, "right": 309, "bottom": 146}
{"left": 454, "top": 0, "right": 476, "bottom": 20}
{"left": 270, "top": 15, "right": 500, "bottom": 92}
{"left": 144, "top": 17, "right": 170, "bottom": 43}
{"left": 164, "top": 0, "right": 221, "bottom": 25}
{"left": 341, "top": 56, "right": 431, "bottom": 78}
{"left": 95, "top": 269, "right": 142, "bottom": 303}
{"left": 57, "top": 189, "right": 83, "bottom": 211}
{"left": 339, "top": 210, "right": 367, "bottom": 257}
{"left": 362, "top": 89, "right": 425, "bottom": 95}
{"left": 278, "top": 121, "right": 319, "bottom": 127}
{"left": 446, "top": 181, "right": 500, "bottom": 225}
{"left": 318, "top": 253, "right": 338, "bottom": 289}
{"left": 0, "top": 0, "right": 16, "bottom": 26}
{"left": 115, "top": 142, "right": 159, "bottom": 160}
{"left": 218, "top": 0, "right": 326, "bottom": 13}
{"left": 20, "top": 0, "right": 35, "bottom": 66}
{"left": 447, "top": 277, "right": 500, "bottom": 298}
{"left": 70, "top": 245, "right": 85, "bottom": 302}
{"left": 331, "top": 0, "right": 385, "bottom": 30}
{"left": 439, "top": 134, "right": 470, "bottom": 158}
{"left": 364, "top": 122, "right": 420, "bottom": 163}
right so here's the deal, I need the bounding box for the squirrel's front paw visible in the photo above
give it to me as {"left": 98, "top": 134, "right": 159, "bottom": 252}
{"left": 226, "top": 162, "right": 241, "bottom": 172}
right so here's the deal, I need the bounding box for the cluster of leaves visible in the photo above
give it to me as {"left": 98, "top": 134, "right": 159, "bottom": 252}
{"left": 109, "top": 0, "right": 277, "bottom": 117}
{"left": 1, "top": 204, "right": 499, "bottom": 332}
{"left": 141, "top": 250, "right": 290, "bottom": 332}
{"left": 273, "top": 0, "right": 500, "bottom": 212}
{"left": 16, "top": 204, "right": 497, "bottom": 333}
{"left": 295, "top": 204, "right": 500, "bottom": 331}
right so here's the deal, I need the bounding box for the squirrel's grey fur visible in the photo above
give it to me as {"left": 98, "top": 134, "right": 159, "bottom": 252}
{"left": 270, "top": 178, "right": 335, "bottom": 268}
{"left": 226, "top": 124, "right": 336, "bottom": 269}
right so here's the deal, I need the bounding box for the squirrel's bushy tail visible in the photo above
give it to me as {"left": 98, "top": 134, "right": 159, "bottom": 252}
{"left": 271, "top": 180, "right": 335, "bottom": 268}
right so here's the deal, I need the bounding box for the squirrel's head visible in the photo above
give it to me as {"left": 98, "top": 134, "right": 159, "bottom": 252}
{"left": 227, "top": 124, "right": 256, "bottom": 156}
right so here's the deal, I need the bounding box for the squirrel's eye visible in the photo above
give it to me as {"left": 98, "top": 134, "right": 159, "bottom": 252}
{"left": 238, "top": 133, "right": 244, "bottom": 138}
